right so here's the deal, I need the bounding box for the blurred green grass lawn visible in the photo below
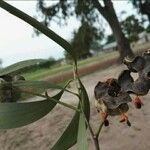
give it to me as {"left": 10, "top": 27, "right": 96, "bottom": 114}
{"left": 23, "top": 51, "right": 118, "bottom": 81}
{"left": 23, "top": 41, "right": 150, "bottom": 82}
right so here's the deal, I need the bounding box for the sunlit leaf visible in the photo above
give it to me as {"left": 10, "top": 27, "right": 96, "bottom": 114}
{"left": 0, "top": 59, "right": 46, "bottom": 76}
{"left": 77, "top": 113, "right": 88, "bottom": 150}
{"left": 51, "top": 80, "right": 90, "bottom": 149}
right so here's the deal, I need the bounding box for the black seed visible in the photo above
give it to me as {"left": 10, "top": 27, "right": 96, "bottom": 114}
{"left": 127, "top": 120, "right": 131, "bottom": 127}
{"left": 135, "top": 103, "right": 141, "bottom": 109}
{"left": 104, "top": 120, "right": 109, "bottom": 126}
{"left": 120, "top": 118, "right": 125, "bottom": 123}
{"left": 147, "top": 71, "right": 150, "bottom": 78}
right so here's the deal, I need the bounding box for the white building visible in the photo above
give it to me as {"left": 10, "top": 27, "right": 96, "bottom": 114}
{"left": 137, "top": 31, "right": 150, "bottom": 44}
{"left": 102, "top": 42, "right": 117, "bottom": 52}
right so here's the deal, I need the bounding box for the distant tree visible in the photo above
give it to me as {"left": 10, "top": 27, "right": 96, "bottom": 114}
{"left": 64, "top": 22, "right": 104, "bottom": 60}
{"left": 121, "top": 15, "right": 145, "bottom": 42}
{"left": 146, "top": 25, "right": 150, "bottom": 33}
{"left": 0, "top": 59, "right": 2, "bottom": 68}
{"left": 106, "top": 34, "right": 115, "bottom": 44}
{"left": 38, "top": 57, "right": 56, "bottom": 68}
{"left": 90, "top": 40, "right": 102, "bottom": 52}
{"left": 36, "top": 0, "right": 134, "bottom": 62}
{"left": 131, "top": 0, "right": 150, "bottom": 23}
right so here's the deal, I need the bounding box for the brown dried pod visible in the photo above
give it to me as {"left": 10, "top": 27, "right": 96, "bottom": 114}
{"left": 143, "top": 49, "right": 150, "bottom": 62}
{"left": 121, "top": 50, "right": 150, "bottom": 108}
{"left": 124, "top": 56, "right": 145, "bottom": 73}
{"left": 118, "top": 70, "right": 149, "bottom": 94}
{"left": 118, "top": 69, "right": 149, "bottom": 109}
{"left": 94, "top": 79, "right": 132, "bottom": 126}
{"left": 0, "top": 75, "right": 25, "bottom": 103}
{"left": 124, "top": 50, "right": 150, "bottom": 81}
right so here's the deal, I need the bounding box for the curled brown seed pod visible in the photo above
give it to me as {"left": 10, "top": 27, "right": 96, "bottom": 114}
{"left": 94, "top": 78, "right": 132, "bottom": 126}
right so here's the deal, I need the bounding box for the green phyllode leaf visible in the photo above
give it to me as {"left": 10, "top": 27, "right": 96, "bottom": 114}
{"left": 77, "top": 113, "right": 88, "bottom": 150}
{"left": 79, "top": 79, "right": 90, "bottom": 120}
{"left": 76, "top": 79, "right": 90, "bottom": 150}
{"left": 13, "top": 80, "right": 64, "bottom": 91}
{"left": 51, "top": 106, "right": 80, "bottom": 150}
{"left": 51, "top": 80, "right": 90, "bottom": 150}
{"left": 0, "top": 84, "right": 65, "bottom": 129}
{"left": 0, "top": 59, "right": 46, "bottom": 76}
{"left": 0, "top": 0, "right": 76, "bottom": 62}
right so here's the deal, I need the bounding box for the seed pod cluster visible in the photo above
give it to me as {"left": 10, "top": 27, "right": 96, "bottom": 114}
{"left": 120, "top": 50, "right": 150, "bottom": 95}
{"left": 94, "top": 50, "right": 150, "bottom": 127}
{"left": 0, "top": 75, "right": 25, "bottom": 103}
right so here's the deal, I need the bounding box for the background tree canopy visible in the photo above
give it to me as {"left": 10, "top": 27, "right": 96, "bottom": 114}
{"left": 105, "top": 34, "right": 115, "bottom": 44}
{"left": 65, "top": 22, "right": 104, "bottom": 60}
{"left": 121, "top": 15, "right": 145, "bottom": 42}
{"left": 36, "top": 0, "right": 134, "bottom": 62}
{"left": 131, "top": 0, "right": 150, "bottom": 23}
{"left": 0, "top": 59, "right": 2, "bottom": 69}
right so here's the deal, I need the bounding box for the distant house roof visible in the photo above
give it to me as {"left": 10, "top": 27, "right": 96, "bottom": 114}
{"left": 102, "top": 42, "right": 117, "bottom": 50}
{"left": 138, "top": 31, "right": 150, "bottom": 38}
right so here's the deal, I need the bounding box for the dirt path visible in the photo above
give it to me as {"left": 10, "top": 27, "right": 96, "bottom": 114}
{"left": 0, "top": 64, "right": 150, "bottom": 150}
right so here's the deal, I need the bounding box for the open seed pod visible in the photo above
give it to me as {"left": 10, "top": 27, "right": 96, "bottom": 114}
{"left": 142, "top": 50, "right": 150, "bottom": 82}
{"left": 118, "top": 70, "right": 134, "bottom": 93}
{"left": 123, "top": 56, "right": 145, "bottom": 73}
{"left": 143, "top": 49, "right": 150, "bottom": 62}
{"left": 120, "top": 50, "right": 150, "bottom": 95}
{"left": 0, "top": 75, "right": 25, "bottom": 103}
{"left": 0, "top": 82, "right": 21, "bottom": 102}
{"left": 122, "top": 50, "right": 150, "bottom": 94}
{"left": 118, "top": 69, "right": 149, "bottom": 95}
{"left": 94, "top": 79, "right": 132, "bottom": 116}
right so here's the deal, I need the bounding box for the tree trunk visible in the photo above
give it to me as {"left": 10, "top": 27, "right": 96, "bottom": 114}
{"left": 147, "top": 14, "right": 150, "bottom": 24}
{"left": 93, "top": 0, "right": 134, "bottom": 62}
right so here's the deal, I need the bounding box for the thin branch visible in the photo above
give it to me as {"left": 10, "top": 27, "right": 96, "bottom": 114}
{"left": 65, "top": 89, "right": 79, "bottom": 97}
{"left": 95, "top": 122, "right": 104, "bottom": 139}
{"left": 21, "top": 89, "right": 80, "bottom": 112}
{"left": 62, "top": 79, "right": 79, "bottom": 97}
{"left": 0, "top": 0, "right": 76, "bottom": 62}
{"left": 103, "top": 0, "right": 112, "bottom": 6}
{"left": 92, "top": 0, "right": 106, "bottom": 15}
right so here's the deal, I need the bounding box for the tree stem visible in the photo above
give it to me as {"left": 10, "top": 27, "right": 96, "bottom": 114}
{"left": 0, "top": 0, "right": 76, "bottom": 62}
{"left": 73, "top": 60, "right": 103, "bottom": 150}
{"left": 83, "top": 113, "right": 103, "bottom": 150}
{"left": 92, "top": 122, "right": 104, "bottom": 150}
{"left": 21, "top": 89, "right": 80, "bottom": 112}
{"left": 96, "top": 122, "right": 104, "bottom": 139}
{"left": 93, "top": 137, "right": 101, "bottom": 150}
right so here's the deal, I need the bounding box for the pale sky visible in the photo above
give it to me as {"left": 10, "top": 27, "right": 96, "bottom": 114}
{"left": 0, "top": 1, "right": 137, "bottom": 67}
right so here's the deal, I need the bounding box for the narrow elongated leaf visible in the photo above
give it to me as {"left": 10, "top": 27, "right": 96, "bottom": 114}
{"left": 13, "top": 81, "right": 64, "bottom": 91}
{"left": 51, "top": 80, "right": 90, "bottom": 150}
{"left": 51, "top": 104, "right": 80, "bottom": 150}
{"left": 79, "top": 79, "right": 90, "bottom": 121}
{"left": 0, "top": 59, "right": 46, "bottom": 76}
{"left": 0, "top": 1, "right": 77, "bottom": 61}
{"left": 0, "top": 84, "right": 66, "bottom": 129}
{"left": 77, "top": 113, "right": 88, "bottom": 150}
{"left": 0, "top": 100, "right": 53, "bottom": 129}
